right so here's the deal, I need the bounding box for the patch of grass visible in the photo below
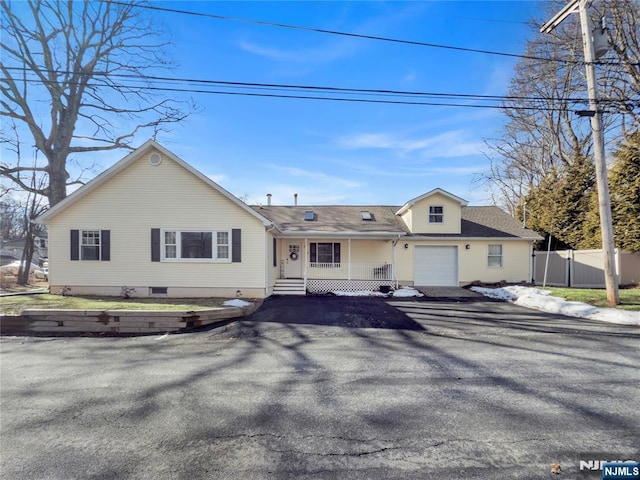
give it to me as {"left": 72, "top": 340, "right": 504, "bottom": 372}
{"left": 0, "top": 294, "right": 232, "bottom": 316}
{"left": 544, "top": 287, "right": 640, "bottom": 311}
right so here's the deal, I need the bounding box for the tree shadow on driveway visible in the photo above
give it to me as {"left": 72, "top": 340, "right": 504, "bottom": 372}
{"left": 216, "top": 295, "right": 427, "bottom": 332}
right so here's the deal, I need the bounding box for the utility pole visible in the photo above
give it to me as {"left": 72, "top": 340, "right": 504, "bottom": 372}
{"left": 540, "top": 0, "right": 619, "bottom": 306}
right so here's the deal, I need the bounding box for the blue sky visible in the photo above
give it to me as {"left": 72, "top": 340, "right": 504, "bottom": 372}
{"left": 8, "top": 1, "right": 549, "bottom": 207}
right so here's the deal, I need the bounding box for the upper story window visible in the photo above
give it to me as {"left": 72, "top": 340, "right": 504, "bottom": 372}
{"left": 429, "top": 206, "right": 444, "bottom": 223}
{"left": 162, "top": 230, "right": 230, "bottom": 262}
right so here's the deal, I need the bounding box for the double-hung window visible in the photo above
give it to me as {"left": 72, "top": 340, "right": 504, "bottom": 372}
{"left": 216, "top": 232, "right": 229, "bottom": 259}
{"left": 488, "top": 244, "right": 503, "bottom": 268}
{"left": 70, "top": 229, "right": 110, "bottom": 261}
{"left": 81, "top": 230, "right": 101, "bottom": 260}
{"left": 161, "top": 230, "right": 230, "bottom": 262}
{"left": 310, "top": 242, "right": 341, "bottom": 266}
{"left": 429, "top": 206, "right": 444, "bottom": 223}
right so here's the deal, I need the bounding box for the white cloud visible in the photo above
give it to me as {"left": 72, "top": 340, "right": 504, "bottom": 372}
{"left": 238, "top": 37, "right": 359, "bottom": 64}
{"left": 268, "top": 164, "right": 363, "bottom": 189}
{"left": 205, "top": 173, "right": 228, "bottom": 184}
{"left": 344, "top": 162, "right": 482, "bottom": 178}
{"left": 335, "top": 130, "right": 486, "bottom": 159}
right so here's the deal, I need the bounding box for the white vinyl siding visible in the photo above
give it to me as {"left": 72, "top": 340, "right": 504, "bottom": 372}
{"left": 395, "top": 240, "right": 531, "bottom": 286}
{"left": 402, "top": 193, "right": 462, "bottom": 234}
{"left": 46, "top": 149, "right": 267, "bottom": 290}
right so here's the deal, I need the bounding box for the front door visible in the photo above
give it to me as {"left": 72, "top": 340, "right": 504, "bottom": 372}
{"left": 285, "top": 242, "right": 302, "bottom": 278}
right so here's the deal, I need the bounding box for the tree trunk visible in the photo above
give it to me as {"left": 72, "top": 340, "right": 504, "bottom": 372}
{"left": 17, "top": 229, "right": 35, "bottom": 285}
{"left": 47, "top": 155, "right": 69, "bottom": 207}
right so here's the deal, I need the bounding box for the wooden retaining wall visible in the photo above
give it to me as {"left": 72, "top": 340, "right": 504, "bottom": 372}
{"left": 0, "top": 302, "right": 261, "bottom": 335}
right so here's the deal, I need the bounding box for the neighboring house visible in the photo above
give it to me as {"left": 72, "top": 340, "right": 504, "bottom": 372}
{"left": 0, "top": 236, "right": 48, "bottom": 266}
{"left": 36, "top": 141, "right": 543, "bottom": 298}
{"left": 34, "top": 235, "right": 49, "bottom": 261}
{"left": 0, "top": 240, "right": 25, "bottom": 266}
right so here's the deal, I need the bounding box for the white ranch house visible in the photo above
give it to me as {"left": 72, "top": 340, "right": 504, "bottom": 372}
{"left": 36, "top": 141, "right": 542, "bottom": 298}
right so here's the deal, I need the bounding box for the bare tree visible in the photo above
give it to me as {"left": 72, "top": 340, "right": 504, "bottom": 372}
{"left": 17, "top": 176, "right": 47, "bottom": 285}
{"left": 1, "top": 0, "right": 193, "bottom": 207}
{"left": 479, "top": 0, "right": 640, "bottom": 213}
{"left": 0, "top": 188, "right": 25, "bottom": 239}
{"left": 597, "top": 0, "right": 640, "bottom": 130}
{"left": 1, "top": 122, "right": 47, "bottom": 284}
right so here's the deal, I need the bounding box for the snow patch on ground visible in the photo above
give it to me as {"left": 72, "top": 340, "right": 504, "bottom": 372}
{"left": 331, "top": 286, "right": 424, "bottom": 298}
{"left": 392, "top": 286, "right": 424, "bottom": 298}
{"left": 471, "top": 286, "right": 640, "bottom": 326}
{"left": 223, "top": 299, "right": 252, "bottom": 307}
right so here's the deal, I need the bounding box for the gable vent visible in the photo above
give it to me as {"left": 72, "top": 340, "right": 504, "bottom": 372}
{"left": 149, "top": 152, "right": 162, "bottom": 166}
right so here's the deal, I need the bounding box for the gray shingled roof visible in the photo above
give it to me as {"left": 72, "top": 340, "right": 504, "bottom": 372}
{"left": 452, "top": 206, "right": 541, "bottom": 239}
{"left": 252, "top": 204, "right": 542, "bottom": 240}
{"left": 253, "top": 206, "right": 407, "bottom": 233}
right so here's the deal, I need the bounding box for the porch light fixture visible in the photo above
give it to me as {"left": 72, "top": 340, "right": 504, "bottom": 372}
{"left": 404, "top": 243, "right": 409, "bottom": 249}
{"left": 465, "top": 244, "right": 470, "bottom": 250}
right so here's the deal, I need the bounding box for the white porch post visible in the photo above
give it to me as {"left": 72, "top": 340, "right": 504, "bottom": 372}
{"left": 304, "top": 238, "right": 308, "bottom": 288}
{"left": 348, "top": 238, "right": 351, "bottom": 280}
{"left": 392, "top": 238, "right": 398, "bottom": 288}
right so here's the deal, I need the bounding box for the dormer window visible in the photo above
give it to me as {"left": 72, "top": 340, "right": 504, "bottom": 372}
{"left": 429, "top": 206, "right": 444, "bottom": 223}
{"left": 361, "top": 211, "right": 374, "bottom": 221}
{"left": 304, "top": 210, "right": 316, "bottom": 221}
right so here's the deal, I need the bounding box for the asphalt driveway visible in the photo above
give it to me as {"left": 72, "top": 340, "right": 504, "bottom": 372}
{"left": 1, "top": 292, "right": 638, "bottom": 479}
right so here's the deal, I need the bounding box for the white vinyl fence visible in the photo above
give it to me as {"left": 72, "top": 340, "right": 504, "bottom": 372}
{"left": 533, "top": 249, "right": 640, "bottom": 287}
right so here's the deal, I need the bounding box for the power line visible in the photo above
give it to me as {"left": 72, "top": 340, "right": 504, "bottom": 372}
{"left": 6, "top": 73, "right": 637, "bottom": 114}
{"left": 6, "top": 66, "right": 634, "bottom": 108}
{"left": 109, "top": 1, "right": 639, "bottom": 67}
{"left": 109, "top": 1, "right": 567, "bottom": 65}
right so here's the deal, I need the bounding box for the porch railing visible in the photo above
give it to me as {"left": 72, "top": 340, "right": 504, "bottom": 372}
{"left": 306, "top": 262, "right": 393, "bottom": 280}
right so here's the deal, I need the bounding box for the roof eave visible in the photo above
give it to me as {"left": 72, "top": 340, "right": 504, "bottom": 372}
{"left": 395, "top": 188, "right": 469, "bottom": 216}
{"left": 35, "top": 140, "right": 273, "bottom": 227}
{"left": 404, "top": 235, "right": 543, "bottom": 241}
{"left": 276, "top": 231, "right": 406, "bottom": 239}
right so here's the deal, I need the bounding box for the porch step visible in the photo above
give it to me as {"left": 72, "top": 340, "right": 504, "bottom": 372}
{"left": 273, "top": 279, "right": 306, "bottom": 296}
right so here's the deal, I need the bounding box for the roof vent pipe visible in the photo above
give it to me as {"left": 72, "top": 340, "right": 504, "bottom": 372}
{"left": 267, "top": 193, "right": 272, "bottom": 206}
{"left": 294, "top": 193, "right": 298, "bottom": 206}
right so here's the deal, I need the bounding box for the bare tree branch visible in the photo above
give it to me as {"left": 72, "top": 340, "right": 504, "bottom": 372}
{"left": 1, "top": 0, "right": 193, "bottom": 207}
{"left": 480, "top": 0, "right": 639, "bottom": 211}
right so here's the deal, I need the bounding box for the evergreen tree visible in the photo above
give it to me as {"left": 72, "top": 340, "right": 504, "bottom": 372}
{"left": 524, "top": 157, "right": 595, "bottom": 249}
{"left": 581, "top": 131, "right": 640, "bottom": 252}
{"left": 609, "top": 131, "right": 640, "bottom": 251}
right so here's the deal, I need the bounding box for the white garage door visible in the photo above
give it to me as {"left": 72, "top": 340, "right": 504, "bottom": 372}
{"left": 414, "top": 246, "right": 458, "bottom": 286}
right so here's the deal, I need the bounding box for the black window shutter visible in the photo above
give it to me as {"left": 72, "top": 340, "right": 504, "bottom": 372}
{"left": 70, "top": 230, "right": 79, "bottom": 261}
{"left": 151, "top": 229, "right": 160, "bottom": 262}
{"left": 310, "top": 243, "right": 317, "bottom": 263}
{"left": 334, "top": 243, "right": 341, "bottom": 263}
{"left": 232, "top": 229, "right": 241, "bottom": 263}
{"left": 273, "top": 238, "right": 278, "bottom": 267}
{"left": 101, "top": 230, "right": 111, "bottom": 261}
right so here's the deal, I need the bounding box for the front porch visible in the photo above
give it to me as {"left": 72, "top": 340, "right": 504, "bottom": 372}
{"left": 277, "top": 260, "right": 397, "bottom": 295}
{"left": 276, "top": 236, "right": 400, "bottom": 295}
